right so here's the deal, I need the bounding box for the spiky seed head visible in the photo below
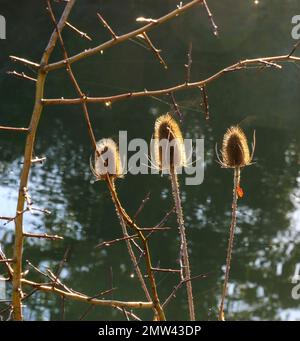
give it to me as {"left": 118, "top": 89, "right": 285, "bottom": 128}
{"left": 221, "top": 126, "right": 251, "bottom": 168}
{"left": 154, "top": 113, "right": 186, "bottom": 171}
{"left": 91, "top": 138, "right": 123, "bottom": 180}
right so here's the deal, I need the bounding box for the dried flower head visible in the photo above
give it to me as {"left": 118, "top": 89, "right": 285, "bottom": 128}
{"left": 218, "top": 126, "right": 255, "bottom": 168}
{"left": 90, "top": 138, "right": 123, "bottom": 180}
{"left": 154, "top": 113, "right": 186, "bottom": 171}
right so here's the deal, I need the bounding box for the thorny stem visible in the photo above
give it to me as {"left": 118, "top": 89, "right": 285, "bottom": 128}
{"left": 218, "top": 167, "right": 240, "bottom": 321}
{"left": 106, "top": 175, "right": 166, "bottom": 321}
{"left": 11, "top": 0, "right": 76, "bottom": 321}
{"left": 170, "top": 169, "right": 195, "bottom": 321}
{"left": 110, "top": 181, "right": 152, "bottom": 304}
{"left": 44, "top": 0, "right": 204, "bottom": 72}
{"left": 21, "top": 279, "right": 153, "bottom": 310}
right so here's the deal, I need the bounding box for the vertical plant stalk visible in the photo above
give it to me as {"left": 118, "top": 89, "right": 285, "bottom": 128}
{"left": 11, "top": 0, "right": 76, "bottom": 321}
{"left": 106, "top": 175, "right": 166, "bottom": 321}
{"left": 218, "top": 167, "right": 240, "bottom": 321}
{"left": 110, "top": 181, "right": 152, "bottom": 303}
{"left": 170, "top": 169, "right": 195, "bottom": 321}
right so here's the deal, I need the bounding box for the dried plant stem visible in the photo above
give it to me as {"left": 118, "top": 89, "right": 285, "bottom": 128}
{"left": 0, "top": 126, "right": 28, "bottom": 132}
{"left": 22, "top": 279, "right": 152, "bottom": 310}
{"left": 106, "top": 176, "right": 166, "bottom": 321}
{"left": 218, "top": 167, "right": 240, "bottom": 321}
{"left": 11, "top": 0, "right": 75, "bottom": 321}
{"left": 110, "top": 181, "right": 152, "bottom": 303}
{"left": 170, "top": 169, "right": 195, "bottom": 321}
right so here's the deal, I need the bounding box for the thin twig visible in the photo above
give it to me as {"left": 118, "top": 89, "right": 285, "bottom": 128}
{"left": 0, "top": 126, "right": 28, "bottom": 133}
{"left": 133, "top": 191, "right": 151, "bottom": 222}
{"left": 7, "top": 71, "right": 37, "bottom": 82}
{"left": 23, "top": 232, "right": 63, "bottom": 241}
{"left": 66, "top": 21, "right": 92, "bottom": 41}
{"left": 169, "top": 92, "right": 183, "bottom": 122}
{"left": 9, "top": 55, "right": 40, "bottom": 69}
{"left": 96, "top": 13, "right": 117, "bottom": 39}
{"left": 202, "top": 0, "right": 218, "bottom": 36}
{"left": 95, "top": 234, "right": 139, "bottom": 249}
{"left": 185, "top": 42, "right": 193, "bottom": 83}
{"left": 288, "top": 39, "right": 300, "bottom": 57}
{"left": 142, "top": 32, "right": 167, "bottom": 69}
{"left": 163, "top": 272, "right": 211, "bottom": 308}
{"left": 22, "top": 279, "right": 153, "bottom": 309}
{"left": 151, "top": 267, "right": 181, "bottom": 273}
{"left": 199, "top": 85, "right": 209, "bottom": 120}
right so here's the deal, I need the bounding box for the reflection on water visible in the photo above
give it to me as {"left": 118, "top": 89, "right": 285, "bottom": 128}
{"left": 1, "top": 0, "right": 300, "bottom": 320}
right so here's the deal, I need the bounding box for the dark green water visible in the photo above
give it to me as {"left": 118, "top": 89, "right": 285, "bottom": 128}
{"left": 1, "top": 0, "right": 300, "bottom": 321}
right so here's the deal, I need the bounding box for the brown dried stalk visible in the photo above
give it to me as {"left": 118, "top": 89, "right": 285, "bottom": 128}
{"left": 106, "top": 175, "right": 166, "bottom": 321}
{"left": 22, "top": 279, "right": 153, "bottom": 310}
{"left": 11, "top": 0, "right": 75, "bottom": 321}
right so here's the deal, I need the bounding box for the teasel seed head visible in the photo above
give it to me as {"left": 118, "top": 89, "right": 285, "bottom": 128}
{"left": 220, "top": 126, "right": 253, "bottom": 168}
{"left": 154, "top": 113, "right": 186, "bottom": 171}
{"left": 90, "top": 138, "right": 123, "bottom": 180}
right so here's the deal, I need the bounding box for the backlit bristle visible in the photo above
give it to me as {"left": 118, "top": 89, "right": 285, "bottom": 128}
{"left": 91, "top": 138, "right": 123, "bottom": 180}
{"left": 154, "top": 113, "right": 186, "bottom": 171}
{"left": 221, "top": 126, "right": 251, "bottom": 168}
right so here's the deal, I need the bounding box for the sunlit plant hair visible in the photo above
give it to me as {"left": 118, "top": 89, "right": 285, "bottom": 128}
{"left": 90, "top": 138, "right": 123, "bottom": 180}
{"left": 153, "top": 113, "right": 195, "bottom": 321}
{"left": 154, "top": 113, "right": 186, "bottom": 172}
{"left": 217, "top": 125, "right": 255, "bottom": 321}
{"left": 220, "top": 126, "right": 253, "bottom": 168}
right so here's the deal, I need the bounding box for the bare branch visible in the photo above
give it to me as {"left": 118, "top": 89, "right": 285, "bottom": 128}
{"left": 23, "top": 232, "right": 63, "bottom": 241}
{"left": 142, "top": 32, "right": 167, "bottom": 69}
{"left": 199, "top": 85, "right": 210, "bottom": 120}
{"left": 151, "top": 267, "right": 181, "bottom": 274}
{"left": 133, "top": 191, "right": 151, "bottom": 222}
{"left": 185, "top": 42, "right": 193, "bottom": 83}
{"left": 202, "top": 0, "right": 218, "bottom": 36}
{"left": 9, "top": 55, "right": 40, "bottom": 69}
{"left": 163, "top": 272, "right": 211, "bottom": 308}
{"left": 42, "top": 54, "right": 300, "bottom": 106}
{"left": 66, "top": 21, "right": 92, "bottom": 41}
{"left": 95, "top": 234, "right": 139, "bottom": 249}
{"left": 7, "top": 71, "right": 37, "bottom": 82}
{"left": 97, "top": 13, "right": 117, "bottom": 40}
{"left": 169, "top": 92, "right": 183, "bottom": 122}
{"left": 22, "top": 279, "right": 153, "bottom": 310}
{"left": 0, "top": 126, "right": 28, "bottom": 133}
{"left": 44, "top": 0, "right": 204, "bottom": 72}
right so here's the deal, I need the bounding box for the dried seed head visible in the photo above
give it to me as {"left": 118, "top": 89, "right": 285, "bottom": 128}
{"left": 221, "top": 126, "right": 251, "bottom": 168}
{"left": 91, "top": 138, "right": 123, "bottom": 180}
{"left": 154, "top": 113, "right": 186, "bottom": 171}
